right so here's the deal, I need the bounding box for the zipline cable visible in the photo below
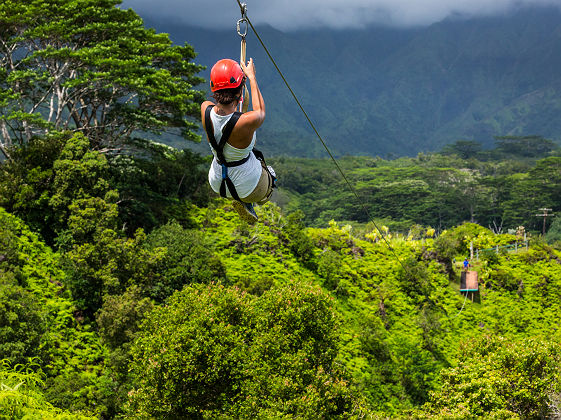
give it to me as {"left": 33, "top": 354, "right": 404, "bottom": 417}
{"left": 449, "top": 291, "right": 469, "bottom": 319}
{"left": 234, "top": 0, "right": 410, "bottom": 274}
{"left": 234, "top": 0, "right": 469, "bottom": 319}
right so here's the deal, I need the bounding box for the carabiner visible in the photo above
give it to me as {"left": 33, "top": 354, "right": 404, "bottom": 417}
{"left": 237, "top": 18, "right": 248, "bottom": 38}
{"left": 236, "top": 2, "right": 248, "bottom": 37}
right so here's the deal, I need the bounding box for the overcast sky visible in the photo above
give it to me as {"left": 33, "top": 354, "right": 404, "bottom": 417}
{"left": 122, "top": 0, "right": 561, "bottom": 30}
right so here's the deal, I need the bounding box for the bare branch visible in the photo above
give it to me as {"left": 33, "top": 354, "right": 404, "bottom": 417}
{"left": 97, "top": 147, "right": 126, "bottom": 154}
{"left": 0, "top": 121, "right": 12, "bottom": 161}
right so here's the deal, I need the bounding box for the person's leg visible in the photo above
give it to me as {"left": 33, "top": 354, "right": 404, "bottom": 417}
{"left": 241, "top": 163, "right": 274, "bottom": 204}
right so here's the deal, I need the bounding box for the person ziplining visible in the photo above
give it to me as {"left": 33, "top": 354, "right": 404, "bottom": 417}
{"left": 201, "top": 57, "right": 276, "bottom": 224}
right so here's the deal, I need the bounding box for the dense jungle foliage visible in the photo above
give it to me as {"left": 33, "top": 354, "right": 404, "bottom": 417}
{"left": 1, "top": 1, "right": 561, "bottom": 419}
{"left": 272, "top": 136, "right": 561, "bottom": 230}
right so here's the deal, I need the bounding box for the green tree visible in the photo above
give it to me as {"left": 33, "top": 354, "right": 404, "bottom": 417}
{"left": 318, "top": 248, "right": 343, "bottom": 290}
{"left": 0, "top": 131, "right": 211, "bottom": 245}
{"left": 0, "top": 134, "right": 66, "bottom": 242}
{"left": 501, "top": 158, "right": 561, "bottom": 232}
{"left": 441, "top": 140, "right": 483, "bottom": 159}
{"left": 0, "top": 273, "right": 47, "bottom": 365}
{"left": 528, "top": 157, "right": 561, "bottom": 216}
{"left": 49, "top": 134, "right": 114, "bottom": 231}
{"left": 422, "top": 336, "right": 561, "bottom": 419}
{"left": 494, "top": 135, "right": 559, "bottom": 158}
{"left": 546, "top": 216, "right": 561, "bottom": 244}
{"left": 63, "top": 227, "right": 164, "bottom": 316}
{"left": 128, "top": 283, "right": 361, "bottom": 418}
{"left": 0, "top": 0, "right": 204, "bottom": 158}
{"left": 109, "top": 148, "right": 212, "bottom": 234}
{"left": 0, "top": 132, "right": 117, "bottom": 244}
{"left": 96, "top": 285, "right": 155, "bottom": 418}
{"left": 281, "top": 210, "right": 319, "bottom": 269}
{"left": 143, "top": 221, "right": 227, "bottom": 300}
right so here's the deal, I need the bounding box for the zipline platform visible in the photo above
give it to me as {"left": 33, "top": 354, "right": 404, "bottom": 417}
{"left": 460, "top": 270, "right": 478, "bottom": 292}
{"left": 460, "top": 270, "right": 479, "bottom": 302}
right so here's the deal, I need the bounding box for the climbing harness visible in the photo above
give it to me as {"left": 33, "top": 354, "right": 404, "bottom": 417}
{"left": 204, "top": 105, "right": 246, "bottom": 201}
{"left": 204, "top": 105, "right": 275, "bottom": 202}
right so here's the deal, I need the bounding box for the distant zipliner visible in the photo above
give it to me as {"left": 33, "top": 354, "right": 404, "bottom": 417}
{"left": 200, "top": 7, "right": 276, "bottom": 224}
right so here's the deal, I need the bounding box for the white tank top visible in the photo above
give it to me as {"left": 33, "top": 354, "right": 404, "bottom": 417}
{"left": 207, "top": 108, "right": 262, "bottom": 199}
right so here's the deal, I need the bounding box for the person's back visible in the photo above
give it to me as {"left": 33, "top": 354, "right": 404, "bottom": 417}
{"left": 206, "top": 109, "right": 262, "bottom": 199}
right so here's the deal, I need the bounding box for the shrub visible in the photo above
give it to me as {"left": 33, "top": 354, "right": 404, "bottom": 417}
{"left": 0, "top": 360, "right": 95, "bottom": 419}
{"left": 143, "top": 221, "right": 227, "bottom": 300}
{"left": 422, "top": 336, "right": 561, "bottom": 419}
{"left": 283, "top": 210, "right": 317, "bottom": 269}
{"left": 318, "top": 248, "right": 343, "bottom": 290}
{"left": 0, "top": 273, "right": 47, "bottom": 365}
{"left": 481, "top": 249, "right": 500, "bottom": 266}
{"left": 127, "top": 283, "right": 360, "bottom": 418}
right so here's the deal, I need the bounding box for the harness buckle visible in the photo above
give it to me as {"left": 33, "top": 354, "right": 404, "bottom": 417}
{"left": 221, "top": 164, "right": 228, "bottom": 180}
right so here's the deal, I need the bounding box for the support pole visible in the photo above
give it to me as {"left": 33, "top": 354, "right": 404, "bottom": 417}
{"left": 535, "top": 208, "right": 554, "bottom": 236}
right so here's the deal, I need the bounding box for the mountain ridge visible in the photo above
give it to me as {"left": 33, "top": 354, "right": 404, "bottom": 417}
{"left": 144, "top": 6, "right": 561, "bottom": 157}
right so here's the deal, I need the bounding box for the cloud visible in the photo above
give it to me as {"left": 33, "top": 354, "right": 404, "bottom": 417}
{"left": 122, "top": 0, "right": 561, "bottom": 30}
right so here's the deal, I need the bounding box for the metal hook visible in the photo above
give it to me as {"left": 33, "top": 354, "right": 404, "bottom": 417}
{"left": 239, "top": 2, "right": 247, "bottom": 18}
{"left": 237, "top": 2, "right": 248, "bottom": 37}
{"left": 237, "top": 18, "right": 248, "bottom": 38}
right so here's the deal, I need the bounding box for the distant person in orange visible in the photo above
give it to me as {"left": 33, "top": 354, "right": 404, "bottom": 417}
{"left": 200, "top": 58, "right": 276, "bottom": 224}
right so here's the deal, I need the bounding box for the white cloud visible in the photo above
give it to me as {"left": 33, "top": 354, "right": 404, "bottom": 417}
{"left": 122, "top": 0, "right": 561, "bottom": 30}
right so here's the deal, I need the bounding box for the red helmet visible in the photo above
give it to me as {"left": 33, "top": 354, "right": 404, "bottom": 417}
{"left": 210, "top": 59, "right": 244, "bottom": 92}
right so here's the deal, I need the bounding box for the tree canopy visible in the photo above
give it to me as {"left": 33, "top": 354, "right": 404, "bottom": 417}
{"left": 0, "top": 0, "right": 204, "bottom": 159}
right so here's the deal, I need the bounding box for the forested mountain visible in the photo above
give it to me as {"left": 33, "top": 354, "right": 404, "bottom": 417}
{"left": 147, "top": 6, "right": 561, "bottom": 157}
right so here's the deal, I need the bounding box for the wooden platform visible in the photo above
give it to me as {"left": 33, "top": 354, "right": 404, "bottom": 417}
{"left": 460, "top": 270, "right": 478, "bottom": 292}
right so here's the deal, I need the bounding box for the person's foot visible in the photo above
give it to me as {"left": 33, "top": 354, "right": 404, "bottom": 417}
{"left": 232, "top": 201, "right": 258, "bottom": 224}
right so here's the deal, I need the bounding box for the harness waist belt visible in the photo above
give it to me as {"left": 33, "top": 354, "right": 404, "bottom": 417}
{"left": 216, "top": 152, "right": 251, "bottom": 168}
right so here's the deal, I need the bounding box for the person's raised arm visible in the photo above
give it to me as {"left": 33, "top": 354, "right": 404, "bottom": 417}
{"left": 240, "top": 58, "right": 265, "bottom": 130}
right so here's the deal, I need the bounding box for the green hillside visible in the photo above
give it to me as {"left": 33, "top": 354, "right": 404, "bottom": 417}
{"left": 2, "top": 193, "right": 561, "bottom": 417}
